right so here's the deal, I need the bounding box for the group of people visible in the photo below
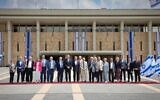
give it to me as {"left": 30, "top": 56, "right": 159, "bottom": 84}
{"left": 9, "top": 54, "right": 141, "bottom": 83}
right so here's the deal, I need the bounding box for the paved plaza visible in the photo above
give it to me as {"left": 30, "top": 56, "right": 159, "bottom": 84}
{"left": 0, "top": 67, "right": 160, "bottom": 100}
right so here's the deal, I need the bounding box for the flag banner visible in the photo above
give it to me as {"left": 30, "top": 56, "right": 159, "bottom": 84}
{"left": 82, "top": 32, "right": 86, "bottom": 51}
{"left": 25, "top": 31, "right": 31, "bottom": 60}
{"left": 141, "top": 55, "right": 160, "bottom": 78}
{"left": 156, "top": 32, "right": 160, "bottom": 55}
{"left": 155, "top": 55, "right": 160, "bottom": 78}
{"left": 141, "top": 55, "right": 153, "bottom": 76}
{"left": 0, "top": 32, "right": 2, "bottom": 65}
{"left": 128, "top": 32, "right": 134, "bottom": 61}
{"left": 74, "top": 32, "right": 86, "bottom": 51}
{"left": 74, "top": 32, "right": 79, "bottom": 51}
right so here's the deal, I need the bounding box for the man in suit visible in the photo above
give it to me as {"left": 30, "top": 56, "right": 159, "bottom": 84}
{"left": 26, "top": 56, "right": 34, "bottom": 83}
{"left": 72, "top": 56, "right": 80, "bottom": 82}
{"left": 16, "top": 56, "right": 25, "bottom": 83}
{"left": 80, "top": 57, "right": 88, "bottom": 82}
{"left": 92, "top": 57, "right": 97, "bottom": 82}
{"left": 47, "top": 56, "right": 56, "bottom": 83}
{"left": 109, "top": 58, "right": 115, "bottom": 82}
{"left": 56, "top": 56, "right": 64, "bottom": 82}
{"left": 64, "top": 54, "right": 72, "bottom": 82}
{"left": 40, "top": 55, "right": 48, "bottom": 83}
{"left": 133, "top": 57, "right": 141, "bottom": 83}
{"left": 97, "top": 56, "right": 103, "bottom": 82}
{"left": 88, "top": 57, "right": 93, "bottom": 82}
{"left": 120, "top": 57, "right": 127, "bottom": 82}
{"left": 127, "top": 57, "right": 133, "bottom": 82}
{"left": 115, "top": 56, "right": 121, "bottom": 82}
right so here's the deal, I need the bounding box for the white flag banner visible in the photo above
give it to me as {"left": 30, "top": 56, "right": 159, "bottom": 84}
{"left": 155, "top": 55, "right": 160, "bottom": 78}
{"left": 141, "top": 55, "right": 153, "bottom": 77}
{"left": 74, "top": 32, "right": 79, "bottom": 51}
{"left": 74, "top": 32, "right": 86, "bottom": 51}
{"left": 156, "top": 32, "right": 160, "bottom": 55}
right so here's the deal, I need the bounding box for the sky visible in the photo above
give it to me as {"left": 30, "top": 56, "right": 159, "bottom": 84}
{"left": 0, "top": 0, "right": 159, "bottom": 9}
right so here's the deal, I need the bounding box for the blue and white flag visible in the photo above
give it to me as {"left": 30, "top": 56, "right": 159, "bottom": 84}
{"left": 145, "top": 56, "right": 157, "bottom": 77}
{"left": 141, "top": 55, "right": 153, "bottom": 76}
{"left": 74, "top": 32, "right": 86, "bottom": 51}
{"left": 25, "top": 31, "right": 31, "bottom": 60}
{"left": 128, "top": 32, "right": 134, "bottom": 61}
{"left": 74, "top": 32, "right": 79, "bottom": 51}
{"left": 155, "top": 55, "right": 160, "bottom": 78}
{"left": 156, "top": 32, "right": 160, "bottom": 55}
{"left": 0, "top": 32, "right": 2, "bottom": 65}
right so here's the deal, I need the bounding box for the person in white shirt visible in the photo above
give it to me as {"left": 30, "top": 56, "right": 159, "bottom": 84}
{"left": 26, "top": 56, "right": 34, "bottom": 83}
{"left": 80, "top": 57, "right": 88, "bottom": 82}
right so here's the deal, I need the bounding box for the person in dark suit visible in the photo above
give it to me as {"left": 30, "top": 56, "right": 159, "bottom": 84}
{"left": 127, "top": 57, "right": 133, "bottom": 82}
{"left": 40, "top": 55, "right": 48, "bottom": 83}
{"left": 26, "top": 56, "right": 34, "bottom": 83}
{"left": 16, "top": 56, "right": 25, "bottom": 83}
{"left": 88, "top": 57, "right": 93, "bottom": 82}
{"left": 47, "top": 56, "right": 56, "bottom": 83}
{"left": 133, "top": 57, "right": 141, "bottom": 83}
{"left": 120, "top": 57, "right": 127, "bottom": 82}
{"left": 64, "top": 54, "right": 72, "bottom": 82}
{"left": 115, "top": 56, "right": 121, "bottom": 82}
{"left": 56, "top": 56, "right": 64, "bottom": 82}
{"left": 109, "top": 58, "right": 115, "bottom": 82}
{"left": 72, "top": 56, "right": 80, "bottom": 82}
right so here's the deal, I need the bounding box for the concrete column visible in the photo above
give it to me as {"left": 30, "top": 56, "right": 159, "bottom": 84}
{"left": 93, "top": 21, "right": 96, "bottom": 51}
{"left": 36, "top": 20, "right": 40, "bottom": 58}
{"left": 120, "top": 21, "right": 124, "bottom": 57}
{"left": 148, "top": 21, "right": 152, "bottom": 55}
{"left": 65, "top": 21, "right": 68, "bottom": 51}
{"left": 7, "top": 21, "right": 11, "bottom": 64}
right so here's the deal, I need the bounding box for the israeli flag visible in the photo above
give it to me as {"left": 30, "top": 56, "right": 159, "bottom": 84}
{"left": 155, "top": 55, "right": 160, "bottom": 78}
{"left": 145, "top": 56, "right": 157, "bottom": 77}
{"left": 140, "top": 55, "right": 153, "bottom": 76}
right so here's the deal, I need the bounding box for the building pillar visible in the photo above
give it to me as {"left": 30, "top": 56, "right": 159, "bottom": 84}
{"left": 7, "top": 21, "right": 11, "bottom": 64}
{"left": 93, "top": 21, "right": 96, "bottom": 51}
{"left": 65, "top": 21, "right": 68, "bottom": 51}
{"left": 148, "top": 21, "right": 152, "bottom": 55}
{"left": 120, "top": 21, "right": 124, "bottom": 58}
{"left": 36, "top": 20, "right": 40, "bottom": 58}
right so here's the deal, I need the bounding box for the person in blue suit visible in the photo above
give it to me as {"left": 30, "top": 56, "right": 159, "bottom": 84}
{"left": 40, "top": 55, "right": 48, "bottom": 83}
{"left": 16, "top": 56, "right": 25, "bottom": 83}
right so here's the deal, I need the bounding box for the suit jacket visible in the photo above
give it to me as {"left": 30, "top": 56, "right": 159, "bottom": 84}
{"left": 26, "top": 60, "right": 34, "bottom": 71}
{"left": 109, "top": 61, "right": 115, "bottom": 72}
{"left": 64, "top": 59, "right": 72, "bottom": 70}
{"left": 80, "top": 60, "right": 88, "bottom": 70}
{"left": 42, "top": 59, "right": 48, "bottom": 68}
{"left": 115, "top": 60, "right": 121, "bottom": 69}
{"left": 72, "top": 60, "right": 80, "bottom": 72}
{"left": 48, "top": 60, "right": 56, "bottom": 70}
{"left": 56, "top": 60, "right": 64, "bottom": 71}
{"left": 16, "top": 60, "right": 25, "bottom": 71}
{"left": 103, "top": 62, "right": 109, "bottom": 72}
